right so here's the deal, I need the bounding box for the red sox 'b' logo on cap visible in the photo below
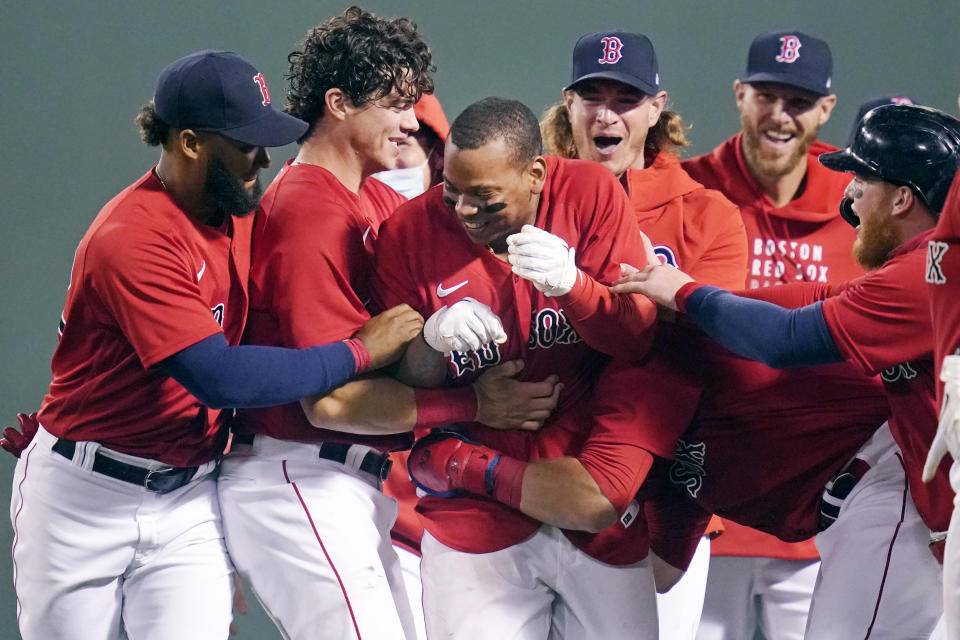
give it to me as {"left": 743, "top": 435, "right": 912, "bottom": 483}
{"left": 252, "top": 73, "right": 271, "bottom": 106}
{"left": 598, "top": 36, "right": 624, "bottom": 65}
{"left": 775, "top": 35, "right": 802, "bottom": 63}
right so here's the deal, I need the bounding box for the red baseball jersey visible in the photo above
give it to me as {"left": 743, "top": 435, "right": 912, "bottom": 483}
{"left": 629, "top": 152, "right": 747, "bottom": 290}
{"left": 620, "top": 322, "right": 888, "bottom": 541}
{"left": 373, "top": 156, "right": 658, "bottom": 564}
{"left": 683, "top": 134, "right": 866, "bottom": 558}
{"left": 38, "top": 170, "right": 250, "bottom": 467}
{"left": 928, "top": 170, "right": 960, "bottom": 409}
{"left": 808, "top": 229, "right": 953, "bottom": 533}
{"left": 683, "top": 134, "right": 862, "bottom": 289}
{"left": 233, "top": 161, "right": 409, "bottom": 450}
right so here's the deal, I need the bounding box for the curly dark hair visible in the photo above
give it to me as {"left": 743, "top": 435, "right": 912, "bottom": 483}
{"left": 286, "top": 6, "right": 435, "bottom": 139}
{"left": 135, "top": 101, "right": 170, "bottom": 146}
{"left": 450, "top": 97, "right": 543, "bottom": 169}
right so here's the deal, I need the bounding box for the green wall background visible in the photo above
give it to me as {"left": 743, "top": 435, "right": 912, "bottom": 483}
{"left": 3, "top": 1, "right": 959, "bottom": 637}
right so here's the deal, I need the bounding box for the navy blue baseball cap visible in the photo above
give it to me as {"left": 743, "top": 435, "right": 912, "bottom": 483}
{"left": 153, "top": 50, "right": 308, "bottom": 147}
{"left": 566, "top": 32, "right": 659, "bottom": 95}
{"left": 742, "top": 31, "right": 833, "bottom": 96}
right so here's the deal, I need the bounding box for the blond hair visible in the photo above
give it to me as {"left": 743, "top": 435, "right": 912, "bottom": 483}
{"left": 540, "top": 101, "right": 690, "bottom": 159}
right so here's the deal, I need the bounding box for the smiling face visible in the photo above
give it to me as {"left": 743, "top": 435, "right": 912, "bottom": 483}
{"left": 563, "top": 79, "right": 665, "bottom": 177}
{"left": 442, "top": 137, "right": 545, "bottom": 253}
{"left": 346, "top": 88, "right": 420, "bottom": 178}
{"left": 736, "top": 81, "right": 835, "bottom": 180}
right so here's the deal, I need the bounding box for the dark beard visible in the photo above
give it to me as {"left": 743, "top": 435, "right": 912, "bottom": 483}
{"left": 204, "top": 157, "right": 263, "bottom": 223}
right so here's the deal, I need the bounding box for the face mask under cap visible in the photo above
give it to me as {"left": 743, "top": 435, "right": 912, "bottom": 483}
{"left": 372, "top": 161, "right": 429, "bottom": 199}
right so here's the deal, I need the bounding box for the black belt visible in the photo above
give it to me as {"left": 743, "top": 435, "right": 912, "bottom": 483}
{"left": 232, "top": 433, "right": 392, "bottom": 481}
{"left": 818, "top": 457, "right": 871, "bottom": 532}
{"left": 52, "top": 438, "right": 202, "bottom": 494}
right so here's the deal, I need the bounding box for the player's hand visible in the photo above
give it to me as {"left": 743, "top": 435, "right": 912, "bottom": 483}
{"left": 612, "top": 233, "right": 694, "bottom": 311}
{"left": 507, "top": 224, "right": 578, "bottom": 297}
{"left": 229, "top": 571, "right": 249, "bottom": 636}
{"left": 355, "top": 304, "right": 424, "bottom": 370}
{"left": 1, "top": 412, "right": 40, "bottom": 458}
{"left": 923, "top": 355, "right": 960, "bottom": 482}
{"left": 422, "top": 298, "right": 507, "bottom": 354}
{"left": 473, "top": 360, "right": 562, "bottom": 431}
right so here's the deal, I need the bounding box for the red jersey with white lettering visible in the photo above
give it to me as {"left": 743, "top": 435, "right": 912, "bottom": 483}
{"left": 683, "top": 134, "right": 866, "bottom": 558}
{"left": 234, "top": 162, "right": 408, "bottom": 449}
{"left": 629, "top": 152, "right": 747, "bottom": 289}
{"left": 373, "top": 156, "right": 658, "bottom": 564}
{"left": 621, "top": 323, "right": 888, "bottom": 540}
{"left": 811, "top": 230, "right": 953, "bottom": 532}
{"left": 683, "top": 134, "right": 862, "bottom": 289}
{"left": 928, "top": 170, "right": 960, "bottom": 409}
{"left": 38, "top": 170, "right": 250, "bottom": 467}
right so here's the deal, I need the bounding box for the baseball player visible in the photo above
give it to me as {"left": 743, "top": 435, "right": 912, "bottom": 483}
{"left": 680, "top": 30, "right": 852, "bottom": 640}
{"left": 8, "top": 49, "right": 422, "bottom": 640}
{"left": 616, "top": 103, "right": 960, "bottom": 638}
{"left": 540, "top": 30, "right": 748, "bottom": 638}
{"left": 217, "top": 10, "right": 559, "bottom": 640}
{"left": 373, "top": 97, "right": 661, "bottom": 638}
{"left": 925, "top": 169, "right": 960, "bottom": 638}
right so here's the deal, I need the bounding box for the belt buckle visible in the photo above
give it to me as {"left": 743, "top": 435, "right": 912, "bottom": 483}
{"left": 144, "top": 466, "right": 177, "bottom": 493}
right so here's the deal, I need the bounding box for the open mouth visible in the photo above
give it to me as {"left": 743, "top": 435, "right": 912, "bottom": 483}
{"left": 761, "top": 130, "right": 795, "bottom": 145}
{"left": 462, "top": 218, "right": 488, "bottom": 232}
{"left": 593, "top": 136, "right": 622, "bottom": 155}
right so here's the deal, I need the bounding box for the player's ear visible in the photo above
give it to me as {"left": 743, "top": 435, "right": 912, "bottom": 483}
{"left": 562, "top": 89, "right": 576, "bottom": 111}
{"left": 325, "top": 88, "right": 349, "bottom": 122}
{"left": 817, "top": 94, "right": 837, "bottom": 125}
{"left": 648, "top": 91, "right": 667, "bottom": 127}
{"left": 733, "top": 80, "right": 746, "bottom": 109}
{"left": 526, "top": 156, "right": 548, "bottom": 194}
{"left": 890, "top": 184, "right": 915, "bottom": 218}
{"left": 178, "top": 129, "right": 201, "bottom": 160}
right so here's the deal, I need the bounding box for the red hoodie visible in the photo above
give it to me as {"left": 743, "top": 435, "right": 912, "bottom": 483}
{"left": 682, "top": 133, "right": 867, "bottom": 560}
{"left": 629, "top": 152, "right": 747, "bottom": 290}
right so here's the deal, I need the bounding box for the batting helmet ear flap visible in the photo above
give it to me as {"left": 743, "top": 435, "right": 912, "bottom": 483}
{"left": 839, "top": 198, "right": 859, "bottom": 228}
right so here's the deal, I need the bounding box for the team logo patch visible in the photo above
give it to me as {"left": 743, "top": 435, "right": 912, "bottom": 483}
{"left": 653, "top": 245, "right": 678, "bottom": 267}
{"left": 527, "top": 308, "right": 582, "bottom": 350}
{"left": 927, "top": 241, "right": 948, "bottom": 284}
{"left": 252, "top": 73, "right": 271, "bottom": 106}
{"left": 669, "top": 439, "right": 707, "bottom": 498}
{"left": 211, "top": 303, "right": 225, "bottom": 327}
{"left": 891, "top": 96, "right": 914, "bottom": 106}
{"left": 880, "top": 361, "right": 918, "bottom": 384}
{"left": 598, "top": 36, "right": 624, "bottom": 64}
{"left": 775, "top": 35, "right": 802, "bottom": 63}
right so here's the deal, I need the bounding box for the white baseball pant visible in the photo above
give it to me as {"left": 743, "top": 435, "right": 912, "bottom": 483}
{"left": 934, "top": 458, "right": 960, "bottom": 640}
{"left": 218, "top": 435, "right": 416, "bottom": 640}
{"left": 420, "top": 525, "right": 659, "bottom": 640}
{"left": 806, "top": 423, "right": 942, "bottom": 639}
{"left": 394, "top": 544, "right": 427, "bottom": 640}
{"left": 656, "top": 535, "right": 710, "bottom": 640}
{"left": 11, "top": 425, "right": 232, "bottom": 640}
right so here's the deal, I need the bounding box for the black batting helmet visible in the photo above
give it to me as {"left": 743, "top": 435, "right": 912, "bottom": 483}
{"left": 820, "top": 104, "right": 960, "bottom": 215}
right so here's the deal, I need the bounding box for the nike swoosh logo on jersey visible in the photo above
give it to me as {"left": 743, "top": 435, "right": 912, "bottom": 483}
{"left": 197, "top": 260, "right": 206, "bottom": 282}
{"left": 437, "top": 280, "right": 469, "bottom": 297}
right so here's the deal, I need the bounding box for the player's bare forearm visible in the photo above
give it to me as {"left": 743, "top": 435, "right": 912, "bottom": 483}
{"left": 300, "top": 377, "right": 418, "bottom": 435}
{"left": 393, "top": 333, "right": 448, "bottom": 388}
{"left": 519, "top": 457, "right": 618, "bottom": 533}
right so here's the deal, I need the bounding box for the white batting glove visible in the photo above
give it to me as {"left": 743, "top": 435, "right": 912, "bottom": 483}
{"left": 422, "top": 298, "right": 507, "bottom": 354}
{"left": 506, "top": 224, "right": 579, "bottom": 297}
{"left": 923, "top": 355, "right": 960, "bottom": 482}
